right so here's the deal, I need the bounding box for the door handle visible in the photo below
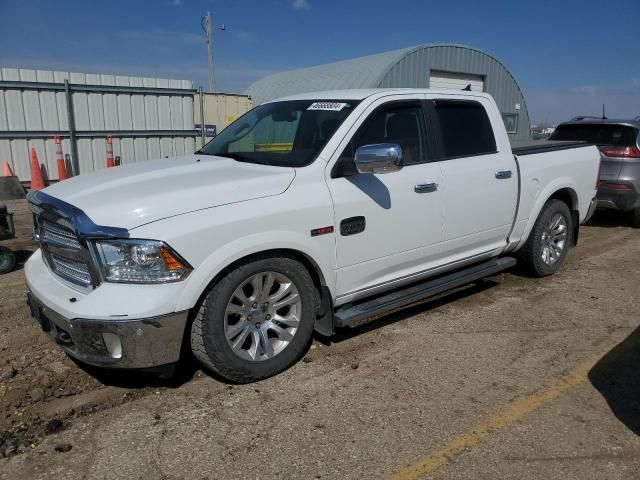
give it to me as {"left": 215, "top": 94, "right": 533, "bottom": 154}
{"left": 414, "top": 183, "right": 438, "bottom": 193}
{"left": 495, "top": 170, "right": 512, "bottom": 179}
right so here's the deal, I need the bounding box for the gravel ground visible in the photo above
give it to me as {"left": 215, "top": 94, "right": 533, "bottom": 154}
{"left": 1, "top": 198, "right": 639, "bottom": 479}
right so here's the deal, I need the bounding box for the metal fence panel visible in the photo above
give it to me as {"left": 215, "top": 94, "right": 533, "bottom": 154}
{"left": 0, "top": 76, "right": 9, "bottom": 175}
{"left": 182, "top": 80, "right": 195, "bottom": 154}
{"left": 53, "top": 71, "right": 69, "bottom": 130}
{"left": 0, "top": 68, "right": 197, "bottom": 181}
{"left": 1, "top": 68, "right": 29, "bottom": 180}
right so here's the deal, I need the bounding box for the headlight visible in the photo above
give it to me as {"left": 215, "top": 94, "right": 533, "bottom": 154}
{"left": 93, "top": 239, "right": 191, "bottom": 284}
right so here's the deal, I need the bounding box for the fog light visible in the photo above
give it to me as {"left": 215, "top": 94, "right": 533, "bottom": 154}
{"left": 101, "top": 333, "right": 123, "bottom": 359}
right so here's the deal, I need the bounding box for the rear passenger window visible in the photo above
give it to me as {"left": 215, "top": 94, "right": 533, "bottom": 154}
{"left": 432, "top": 100, "right": 497, "bottom": 159}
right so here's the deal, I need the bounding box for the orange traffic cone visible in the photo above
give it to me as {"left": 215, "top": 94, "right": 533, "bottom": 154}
{"left": 1, "top": 160, "right": 14, "bottom": 177}
{"left": 54, "top": 136, "right": 68, "bottom": 180}
{"left": 106, "top": 136, "right": 114, "bottom": 168}
{"left": 30, "top": 148, "right": 46, "bottom": 190}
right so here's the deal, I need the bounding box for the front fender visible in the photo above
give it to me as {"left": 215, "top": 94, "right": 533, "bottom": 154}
{"left": 129, "top": 167, "right": 337, "bottom": 314}
{"left": 174, "top": 230, "right": 336, "bottom": 312}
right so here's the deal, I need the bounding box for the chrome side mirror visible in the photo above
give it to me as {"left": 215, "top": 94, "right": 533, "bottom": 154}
{"left": 354, "top": 143, "right": 403, "bottom": 174}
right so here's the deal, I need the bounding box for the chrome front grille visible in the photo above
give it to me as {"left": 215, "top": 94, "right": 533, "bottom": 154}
{"left": 35, "top": 218, "right": 96, "bottom": 288}
{"left": 41, "top": 221, "right": 82, "bottom": 250}
{"left": 28, "top": 191, "right": 127, "bottom": 290}
{"left": 49, "top": 253, "right": 92, "bottom": 287}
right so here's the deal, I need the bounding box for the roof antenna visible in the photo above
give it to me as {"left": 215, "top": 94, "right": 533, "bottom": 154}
{"left": 462, "top": 84, "right": 471, "bottom": 91}
{"left": 602, "top": 104, "right": 607, "bottom": 120}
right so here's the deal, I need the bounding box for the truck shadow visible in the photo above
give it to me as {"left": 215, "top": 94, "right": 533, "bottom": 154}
{"left": 79, "top": 279, "right": 502, "bottom": 388}
{"left": 586, "top": 210, "right": 635, "bottom": 228}
{"left": 589, "top": 325, "right": 640, "bottom": 435}
{"left": 346, "top": 174, "right": 391, "bottom": 209}
{"left": 316, "top": 278, "right": 500, "bottom": 345}
{"left": 71, "top": 354, "right": 201, "bottom": 389}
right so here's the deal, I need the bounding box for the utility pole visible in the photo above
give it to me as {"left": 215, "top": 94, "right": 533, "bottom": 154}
{"left": 202, "top": 11, "right": 226, "bottom": 92}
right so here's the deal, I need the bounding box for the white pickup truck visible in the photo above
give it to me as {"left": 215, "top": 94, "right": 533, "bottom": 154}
{"left": 26, "top": 89, "right": 600, "bottom": 382}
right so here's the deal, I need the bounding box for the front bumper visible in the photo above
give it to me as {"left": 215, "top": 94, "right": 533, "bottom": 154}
{"left": 27, "top": 290, "right": 189, "bottom": 368}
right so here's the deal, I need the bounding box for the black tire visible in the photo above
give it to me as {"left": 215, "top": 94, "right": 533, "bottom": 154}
{"left": 631, "top": 208, "right": 640, "bottom": 228}
{"left": 516, "top": 199, "right": 573, "bottom": 277}
{"left": 191, "top": 255, "right": 317, "bottom": 383}
{"left": 0, "top": 247, "right": 16, "bottom": 274}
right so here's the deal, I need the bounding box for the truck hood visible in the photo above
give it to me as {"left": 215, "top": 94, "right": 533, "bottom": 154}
{"left": 43, "top": 155, "right": 296, "bottom": 229}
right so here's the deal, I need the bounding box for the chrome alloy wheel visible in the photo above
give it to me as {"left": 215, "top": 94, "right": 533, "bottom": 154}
{"left": 540, "top": 213, "right": 567, "bottom": 266}
{"left": 224, "top": 271, "right": 302, "bottom": 362}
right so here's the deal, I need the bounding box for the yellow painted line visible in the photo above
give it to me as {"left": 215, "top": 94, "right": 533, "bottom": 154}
{"left": 389, "top": 353, "right": 603, "bottom": 480}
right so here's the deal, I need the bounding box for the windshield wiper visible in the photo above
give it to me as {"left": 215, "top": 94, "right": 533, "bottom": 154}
{"left": 194, "top": 149, "right": 216, "bottom": 155}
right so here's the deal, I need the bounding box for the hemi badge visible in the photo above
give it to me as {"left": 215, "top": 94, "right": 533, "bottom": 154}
{"left": 310, "top": 226, "right": 334, "bottom": 237}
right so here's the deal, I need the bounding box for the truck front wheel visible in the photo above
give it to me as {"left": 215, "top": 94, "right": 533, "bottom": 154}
{"left": 517, "top": 199, "right": 573, "bottom": 277}
{"left": 191, "top": 255, "right": 317, "bottom": 383}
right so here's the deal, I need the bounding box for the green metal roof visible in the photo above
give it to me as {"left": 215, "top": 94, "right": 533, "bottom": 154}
{"left": 246, "top": 46, "right": 416, "bottom": 104}
{"left": 245, "top": 43, "right": 532, "bottom": 141}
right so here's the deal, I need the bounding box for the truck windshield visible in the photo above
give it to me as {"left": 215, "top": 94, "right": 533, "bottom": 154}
{"left": 199, "top": 100, "right": 359, "bottom": 167}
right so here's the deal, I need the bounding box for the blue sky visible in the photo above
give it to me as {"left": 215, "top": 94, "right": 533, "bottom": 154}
{"left": 0, "top": 0, "right": 638, "bottom": 123}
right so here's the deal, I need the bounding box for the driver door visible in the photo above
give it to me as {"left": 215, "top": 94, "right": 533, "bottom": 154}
{"left": 326, "top": 96, "right": 444, "bottom": 301}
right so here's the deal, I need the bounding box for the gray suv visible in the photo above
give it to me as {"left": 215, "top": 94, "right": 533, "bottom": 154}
{"left": 550, "top": 117, "right": 640, "bottom": 227}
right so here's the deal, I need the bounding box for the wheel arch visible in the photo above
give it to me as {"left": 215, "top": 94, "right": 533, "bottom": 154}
{"left": 209, "top": 248, "right": 329, "bottom": 292}
{"left": 548, "top": 187, "right": 578, "bottom": 211}
{"left": 515, "top": 183, "right": 581, "bottom": 251}
{"left": 177, "top": 239, "right": 336, "bottom": 336}
{"left": 548, "top": 188, "right": 580, "bottom": 245}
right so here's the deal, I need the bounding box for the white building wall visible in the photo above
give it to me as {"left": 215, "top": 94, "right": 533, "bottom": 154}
{"left": 0, "top": 68, "right": 196, "bottom": 181}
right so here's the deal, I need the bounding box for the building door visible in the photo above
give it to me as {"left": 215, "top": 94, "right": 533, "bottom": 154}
{"left": 429, "top": 70, "right": 485, "bottom": 92}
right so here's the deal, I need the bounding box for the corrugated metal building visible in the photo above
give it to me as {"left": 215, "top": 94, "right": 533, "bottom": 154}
{"left": 247, "top": 44, "right": 531, "bottom": 140}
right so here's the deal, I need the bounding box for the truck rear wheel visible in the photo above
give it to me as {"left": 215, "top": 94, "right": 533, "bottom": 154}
{"left": 517, "top": 199, "right": 573, "bottom": 277}
{"left": 191, "top": 255, "right": 317, "bottom": 383}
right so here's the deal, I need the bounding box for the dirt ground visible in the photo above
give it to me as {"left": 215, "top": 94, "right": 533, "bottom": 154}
{"left": 1, "top": 198, "right": 639, "bottom": 479}
{"left": 0, "top": 200, "right": 164, "bottom": 454}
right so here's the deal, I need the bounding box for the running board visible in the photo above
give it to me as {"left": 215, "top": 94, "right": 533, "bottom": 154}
{"left": 334, "top": 257, "right": 517, "bottom": 328}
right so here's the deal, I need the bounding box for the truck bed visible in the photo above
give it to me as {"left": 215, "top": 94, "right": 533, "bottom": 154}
{"left": 510, "top": 139, "right": 590, "bottom": 156}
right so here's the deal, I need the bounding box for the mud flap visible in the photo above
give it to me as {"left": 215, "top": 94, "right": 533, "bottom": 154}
{"left": 572, "top": 210, "right": 580, "bottom": 246}
{"left": 313, "top": 286, "right": 334, "bottom": 337}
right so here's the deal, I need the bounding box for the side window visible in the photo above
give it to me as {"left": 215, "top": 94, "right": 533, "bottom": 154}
{"left": 432, "top": 100, "right": 497, "bottom": 160}
{"left": 341, "top": 104, "right": 426, "bottom": 166}
{"left": 501, "top": 113, "right": 518, "bottom": 135}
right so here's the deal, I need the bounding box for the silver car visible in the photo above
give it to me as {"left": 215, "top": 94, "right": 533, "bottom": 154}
{"left": 550, "top": 117, "right": 640, "bottom": 227}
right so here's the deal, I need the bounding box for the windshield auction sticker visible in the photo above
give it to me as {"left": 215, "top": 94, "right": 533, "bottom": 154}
{"left": 307, "top": 102, "right": 349, "bottom": 111}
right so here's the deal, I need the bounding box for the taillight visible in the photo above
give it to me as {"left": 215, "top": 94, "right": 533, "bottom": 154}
{"left": 599, "top": 146, "right": 640, "bottom": 158}
{"left": 605, "top": 183, "right": 632, "bottom": 191}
